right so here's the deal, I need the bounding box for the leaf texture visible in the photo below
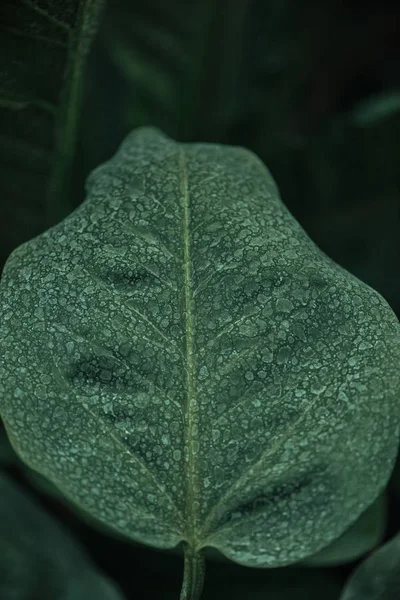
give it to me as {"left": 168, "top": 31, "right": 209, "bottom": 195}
{"left": 0, "top": 127, "right": 400, "bottom": 569}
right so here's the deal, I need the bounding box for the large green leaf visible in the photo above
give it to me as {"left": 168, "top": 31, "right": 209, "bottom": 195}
{"left": 0, "top": 472, "right": 124, "bottom": 600}
{"left": 1, "top": 128, "right": 400, "bottom": 599}
{"left": 339, "top": 532, "right": 400, "bottom": 600}
{"left": 0, "top": 0, "right": 105, "bottom": 264}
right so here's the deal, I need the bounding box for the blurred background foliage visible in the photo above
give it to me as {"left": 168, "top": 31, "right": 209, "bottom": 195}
{"left": 1, "top": 0, "right": 400, "bottom": 598}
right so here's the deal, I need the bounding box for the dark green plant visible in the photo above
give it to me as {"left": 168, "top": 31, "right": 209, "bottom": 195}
{"left": 0, "top": 472, "right": 124, "bottom": 599}
{"left": 1, "top": 2, "right": 400, "bottom": 600}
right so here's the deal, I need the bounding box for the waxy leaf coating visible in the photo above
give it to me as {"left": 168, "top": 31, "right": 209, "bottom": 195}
{"left": 0, "top": 127, "right": 400, "bottom": 570}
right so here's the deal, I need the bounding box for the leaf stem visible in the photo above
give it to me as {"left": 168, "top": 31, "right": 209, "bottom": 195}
{"left": 180, "top": 544, "right": 205, "bottom": 600}
{"left": 46, "top": 0, "right": 106, "bottom": 225}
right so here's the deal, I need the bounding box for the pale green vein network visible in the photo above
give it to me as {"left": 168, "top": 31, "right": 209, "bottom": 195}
{"left": 51, "top": 322, "right": 185, "bottom": 420}
{"left": 180, "top": 150, "right": 198, "bottom": 547}
{"left": 78, "top": 264, "right": 184, "bottom": 359}
{"left": 193, "top": 251, "right": 244, "bottom": 298}
{"left": 201, "top": 388, "right": 324, "bottom": 539}
{"left": 57, "top": 364, "right": 184, "bottom": 532}
{"left": 0, "top": 128, "right": 399, "bottom": 573}
{"left": 27, "top": 288, "right": 185, "bottom": 532}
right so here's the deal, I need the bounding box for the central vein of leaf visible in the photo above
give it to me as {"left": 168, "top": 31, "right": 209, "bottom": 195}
{"left": 180, "top": 150, "right": 197, "bottom": 547}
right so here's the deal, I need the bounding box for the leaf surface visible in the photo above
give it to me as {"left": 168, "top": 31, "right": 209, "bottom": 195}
{"left": 0, "top": 127, "right": 400, "bottom": 572}
{"left": 0, "top": 0, "right": 105, "bottom": 264}
{"left": 0, "top": 472, "right": 124, "bottom": 600}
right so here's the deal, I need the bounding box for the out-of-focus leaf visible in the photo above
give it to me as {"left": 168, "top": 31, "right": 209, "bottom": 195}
{"left": 0, "top": 472, "right": 125, "bottom": 600}
{"left": 301, "top": 494, "right": 387, "bottom": 566}
{"left": 352, "top": 92, "right": 400, "bottom": 127}
{"left": 101, "top": 0, "right": 250, "bottom": 141}
{"left": 339, "top": 532, "right": 400, "bottom": 600}
{"left": 289, "top": 111, "right": 400, "bottom": 317}
{"left": 0, "top": 0, "right": 105, "bottom": 266}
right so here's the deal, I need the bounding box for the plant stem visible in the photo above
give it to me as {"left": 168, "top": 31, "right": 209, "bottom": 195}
{"left": 180, "top": 544, "right": 205, "bottom": 600}
{"left": 46, "top": 0, "right": 106, "bottom": 226}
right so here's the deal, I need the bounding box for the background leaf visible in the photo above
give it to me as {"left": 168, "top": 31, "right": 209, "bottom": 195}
{"left": 300, "top": 494, "right": 387, "bottom": 567}
{"left": 351, "top": 91, "right": 400, "bottom": 126}
{"left": 101, "top": 0, "right": 249, "bottom": 141}
{"left": 72, "top": 0, "right": 252, "bottom": 198}
{"left": 0, "top": 0, "right": 105, "bottom": 266}
{"left": 0, "top": 472, "right": 125, "bottom": 600}
{"left": 339, "top": 532, "right": 400, "bottom": 600}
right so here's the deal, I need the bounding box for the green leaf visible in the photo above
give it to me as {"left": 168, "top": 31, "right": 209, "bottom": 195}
{"left": 0, "top": 472, "right": 124, "bottom": 600}
{"left": 1, "top": 128, "right": 400, "bottom": 598}
{"left": 300, "top": 493, "right": 387, "bottom": 566}
{"left": 0, "top": 0, "right": 105, "bottom": 263}
{"left": 352, "top": 92, "right": 400, "bottom": 127}
{"left": 339, "top": 532, "right": 400, "bottom": 600}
